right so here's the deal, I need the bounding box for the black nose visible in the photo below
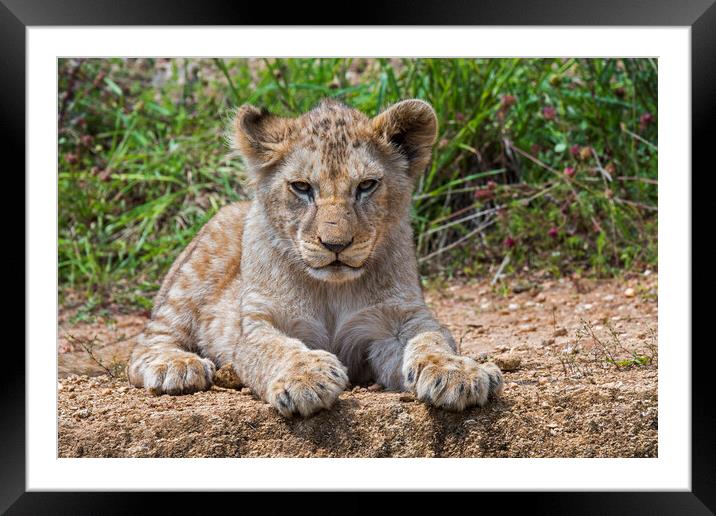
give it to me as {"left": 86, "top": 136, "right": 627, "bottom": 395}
{"left": 320, "top": 238, "right": 352, "bottom": 254}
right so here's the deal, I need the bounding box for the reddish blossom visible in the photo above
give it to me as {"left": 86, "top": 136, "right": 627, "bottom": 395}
{"left": 639, "top": 112, "right": 653, "bottom": 131}
{"left": 542, "top": 106, "right": 556, "bottom": 120}
{"left": 569, "top": 144, "right": 581, "bottom": 157}
{"left": 80, "top": 134, "right": 94, "bottom": 147}
{"left": 65, "top": 152, "right": 78, "bottom": 165}
{"left": 474, "top": 188, "right": 494, "bottom": 200}
{"left": 564, "top": 166, "right": 575, "bottom": 177}
{"left": 500, "top": 95, "right": 517, "bottom": 109}
{"left": 504, "top": 237, "right": 516, "bottom": 248}
{"left": 548, "top": 226, "right": 559, "bottom": 238}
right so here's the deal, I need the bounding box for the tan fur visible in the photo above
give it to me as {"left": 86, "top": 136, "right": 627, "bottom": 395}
{"left": 128, "top": 99, "right": 503, "bottom": 417}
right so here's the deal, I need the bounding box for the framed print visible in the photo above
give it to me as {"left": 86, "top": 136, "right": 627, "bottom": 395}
{"left": 4, "top": 0, "right": 714, "bottom": 512}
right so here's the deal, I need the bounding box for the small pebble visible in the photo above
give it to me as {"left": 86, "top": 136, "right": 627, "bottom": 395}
{"left": 553, "top": 327, "right": 568, "bottom": 337}
{"left": 76, "top": 408, "right": 91, "bottom": 419}
{"left": 538, "top": 377, "right": 549, "bottom": 385}
{"left": 624, "top": 287, "right": 636, "bottom": 298}
{"left": 101, "top": 388, "right": 112, "bottom": 396}
{"left": 493, "top": 354, "right": 521, "bottom": 372}
{"left": 512, "top": 283, "right": 531, "bottom": 294}
{"left": 508, "top": 303, "right": 519, "bottom": 311}
{"left": 240, "top": 387, "right": 251, "bottom": 395}
{"left": 213, "top": 364, "right": 243, "bottom": 390}
{"left": 535, "top": 293, "right": 547, "bottom": 303}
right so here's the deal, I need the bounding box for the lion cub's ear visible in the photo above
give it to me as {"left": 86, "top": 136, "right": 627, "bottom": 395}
{"left": 372, "top": 99, "right": 438, "bottom": 175}
{"left": 232, "top": 104, "right": 295, "bottom": 170}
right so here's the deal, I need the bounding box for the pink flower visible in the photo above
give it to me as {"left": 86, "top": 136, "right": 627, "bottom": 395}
{"left": 504, "top": 237, "right": 516, "bottom": 248}
{"left": 639, "top": 112, "right": 653, "bottom": 131}
{"left": 474, "top": 188, "right": 494, "bottom": 200}
{"left": 569, "top": 144, "right": 580, "bottom": 157}
{"left": 542, "top": 106, "right": 556, "bottom": 120}
{"left": 564, "top": 166, "right": 575, "bottom": 177}
{"left": 65, "top": 152, "right": 78, "bottom": 165}
{"left": 548, "top": 226, "right": 559, "bottom": 238}
{"left": 500, "top": 95, "right": 517, "bottom": 109}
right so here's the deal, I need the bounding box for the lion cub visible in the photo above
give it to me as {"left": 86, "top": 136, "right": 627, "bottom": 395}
{"left": 128, "top": 98, "right": 503, "bottom": 417}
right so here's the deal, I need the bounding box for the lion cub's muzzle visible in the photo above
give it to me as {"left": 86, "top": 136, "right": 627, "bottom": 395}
{"left": 299, "top": 234, "right": 374, "bottom": 282}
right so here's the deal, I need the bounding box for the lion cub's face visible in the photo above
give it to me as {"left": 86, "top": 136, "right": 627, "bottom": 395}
{"left": 233, "top": 99, "right": 437, "bottom": 283}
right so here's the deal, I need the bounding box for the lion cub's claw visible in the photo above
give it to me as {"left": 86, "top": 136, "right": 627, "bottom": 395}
{"left": 403, "top": 354, "right": 503, "bottom": 411}
{"left": 268, "top": 350, "right": 349, "bottom": 418}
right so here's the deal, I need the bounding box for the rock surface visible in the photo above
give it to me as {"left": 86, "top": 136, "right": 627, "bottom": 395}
{"left": 58, "top": 276, "right": 658, "bottom": 458}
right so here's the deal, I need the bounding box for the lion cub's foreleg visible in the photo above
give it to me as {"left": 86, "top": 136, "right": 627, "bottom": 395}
{"left": 127, "top": 305, "right": 216, "bottom": 395}
{"left": 127, "top": 238, "right": 218, "bottom": 395}
{"left": 233, "top": 314, "right": 349, "bottom": 418}
{"left": 365, "top": 309, "right": 503, "bottom": 411}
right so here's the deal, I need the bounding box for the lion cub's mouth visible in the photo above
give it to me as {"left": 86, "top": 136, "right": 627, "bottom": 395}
{"left": 326, "top": 259, "right": 360, "bottom": 269}
{"left": 306, "top": 259, "right": 365, "bottom": 282}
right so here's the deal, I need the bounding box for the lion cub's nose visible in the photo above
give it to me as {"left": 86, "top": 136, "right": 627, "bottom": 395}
{"left": 319, "top": 238, "right": 352, "bottom": 254}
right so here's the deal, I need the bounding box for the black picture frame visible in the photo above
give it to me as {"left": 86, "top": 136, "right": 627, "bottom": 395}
{"left": 4, "top": 0, "right": 712, "bottom": 512}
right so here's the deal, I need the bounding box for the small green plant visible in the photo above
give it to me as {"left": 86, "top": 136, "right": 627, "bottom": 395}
{"left": 558, "top": 320, "right": 657, "bottom": 378}
{"left": 64, "top": 333, "right": 128, "bottom": 379}
{"left": 578, "top": 319, "right": 657, "bottom": 371}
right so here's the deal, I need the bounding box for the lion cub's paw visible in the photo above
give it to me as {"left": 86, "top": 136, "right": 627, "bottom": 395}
{"left": 267, "top": 350, "right": 349, "bottom": 418}
{"left": 403, "top": 353, "right": 503, "bottom": 411}
{"left": 129, "top": 350, "right": 216, "bottom": 395}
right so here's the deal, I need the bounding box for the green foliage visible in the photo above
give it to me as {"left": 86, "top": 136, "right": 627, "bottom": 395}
{"left": 58, "top": 58, "right": 657, "bottom": 306}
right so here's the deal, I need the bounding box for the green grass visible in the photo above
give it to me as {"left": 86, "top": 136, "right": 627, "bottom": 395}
{"left": 58, "top": 58, "right": 657, "bottom": 308}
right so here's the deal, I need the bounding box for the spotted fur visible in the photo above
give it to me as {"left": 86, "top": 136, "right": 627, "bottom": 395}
{"left": 128, "top": 99, "right": 504, "bottom": 417}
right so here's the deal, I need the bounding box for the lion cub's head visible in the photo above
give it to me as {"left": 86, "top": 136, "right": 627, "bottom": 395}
{"left": 232, "top": 98, "right": 437, "bottom": 283}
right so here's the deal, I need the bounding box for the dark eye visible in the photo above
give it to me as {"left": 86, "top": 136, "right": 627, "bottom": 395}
{"left": 290, "top": 181, "right": 313, "bottom": 196}
{"left": 357, "top": 179, "right": 379, "bottom": 197}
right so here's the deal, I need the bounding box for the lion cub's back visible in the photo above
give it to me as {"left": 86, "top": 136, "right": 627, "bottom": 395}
{"left": 153, "top": 201, "right": 250, "bottom": 312}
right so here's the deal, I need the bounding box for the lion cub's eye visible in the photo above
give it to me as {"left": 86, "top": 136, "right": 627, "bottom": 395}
{"left": 290, "top": 181, "right": 313, "bottom": 197}
{"left": 357, "top": 179, "right": 379, "bottom": 197}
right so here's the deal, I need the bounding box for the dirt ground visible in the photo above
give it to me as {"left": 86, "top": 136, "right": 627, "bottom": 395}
{"left": 58, "top": 273, "right": 658, "bottom": 458}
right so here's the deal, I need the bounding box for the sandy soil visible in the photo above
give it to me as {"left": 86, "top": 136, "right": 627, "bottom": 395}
{"left": 58, "top": 273, "right": 658, "bottom": 458}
